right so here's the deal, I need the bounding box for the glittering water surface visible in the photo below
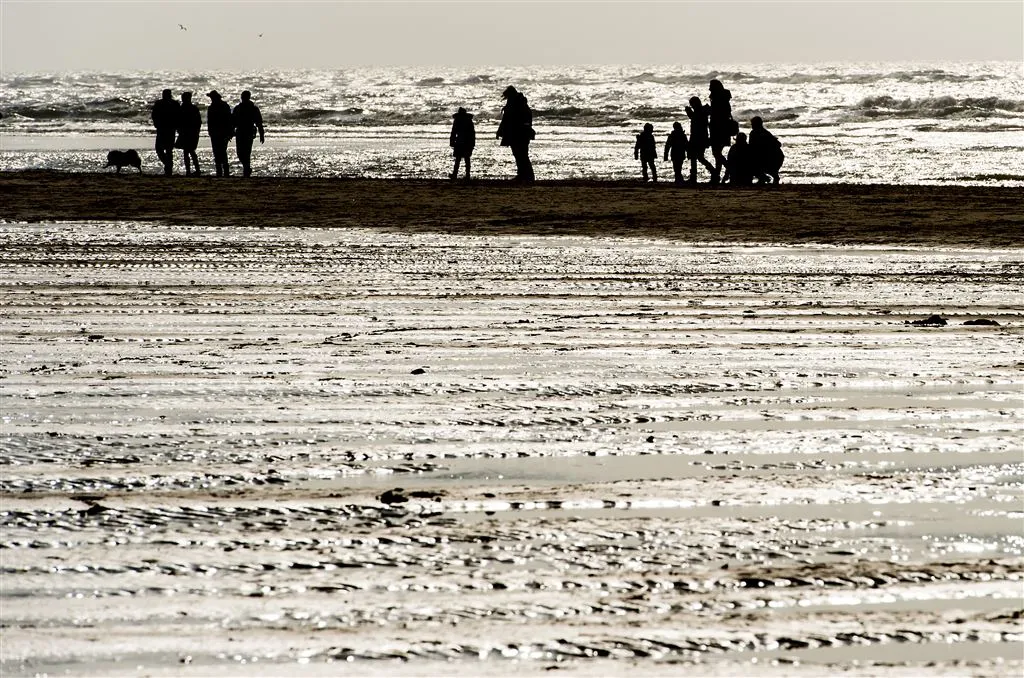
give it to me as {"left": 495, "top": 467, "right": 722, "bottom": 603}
{"left": 1, "top": 222, "right": 1022, "bottom": 676}
{"left": 1, "top": 62, "right": 1022, "bottom": 183}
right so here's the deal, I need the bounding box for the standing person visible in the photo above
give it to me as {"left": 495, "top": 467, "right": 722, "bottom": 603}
{"left": 232, "top": 90, "right": 265, "bottom": 178}
{"left": 708, "top": 79, "right": 734, "bottom": 182}
{"left": 206, "top": 90, "right": 233, "bottom": 177}
{"left": 723, "top": 132, "right": 753, "bottom": 185}
{"left": 151, "top": 89, "right": 179, "bottom": 176}
{"left": 664, "top": 121, "right": 688, "bottom": 183}
{"left": 684, "top": 96, "right": 716, "bottom": 184}
{"left": 749, "top": 116, "right": 785, "bottom": 185}
{"left": 175, "top": 92, "right": 202, "bottom": 176}
{"left": 634, "top": 123, "right": 658, "bottom": 182}
{"left": 449, "top": 107, "right": 476, "bottom": 180}
{"left": 496, "top": 85, "right": 535, "bottom": 182}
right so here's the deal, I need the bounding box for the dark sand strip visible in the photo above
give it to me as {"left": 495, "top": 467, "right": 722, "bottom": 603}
{"left": 1, "top": 170, "right": 1022, "bottom": 247}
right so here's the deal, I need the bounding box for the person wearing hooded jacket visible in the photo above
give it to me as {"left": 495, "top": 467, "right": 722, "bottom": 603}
{"left": 663, "top": 121, "right": 688, "bottom": 183}
{"left": 206, "top": 90, "right": 234, "bottom": 177}
{"left": 449, "top": 107, "right": 476, "bottom": 180}
{"left": 634, "top": 123, "right": 658, "bottom": 182}
{"left": 496, "top": 85, "right": 535, "bottom": 181}
{"left": 151, "top": 89, "right": 179, "bottom": 176}
{"left": 175, "top": 91, "right": 202, "bottom": 176}
{"left": 232, "top": 90, "right": 265, "bottom": 178}
{"left": 708, "top": 79, "right": 734, "bottom": 183}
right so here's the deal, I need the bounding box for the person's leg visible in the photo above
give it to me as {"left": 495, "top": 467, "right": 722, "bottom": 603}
{"left": 640, "top": 160, "right": 648, "bottom": 181}
{"left": 688, "top": 156, "right": 697, "bottom": 183}
{"left": 189, "top": 149, "right": 200, "bottom": 175}
{"left": 464, "top": 155, "right": 471, "bottom": 179}
{"left": 219, "top": 139, "right": 231, "bottom": 176}
{"left": 451, "top": 156, "right": 460, "bottom": 180}
{"left": 511, "top": 144, "right": 526, "bottom": 179}
{"left": 650, "top": 159, "right": 657, "bottom": 182}
{"left": 237, "top": 137, "right": 253, "bottom": 177}
{"left": 521, "top": 143, "right": 534, "bottom": 181}
{"left": 183, "top": 150, "right": 192, "bottom": 176}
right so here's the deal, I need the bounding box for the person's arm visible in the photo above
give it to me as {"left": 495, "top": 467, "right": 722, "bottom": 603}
{"left": 256, "top": 107, "right": 265, "bottom": 143}
{"left": 664, "top": 136, "right": 671, "bottom": 161}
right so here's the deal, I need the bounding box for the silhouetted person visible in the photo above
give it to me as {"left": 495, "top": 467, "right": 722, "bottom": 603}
{"left": 723, "top": 132, "right": 753, "bottom": 185}
{"left": 634, "top": 123, "right": 658, "bottom": 182}
{"left": 749, "top": 116, "right": 784, "bottom": 185}
{"left": 175, "top": 91, "right": 202, "bottom": 176}
{"left": 233, "top": 90, "right": 265, "bottom": 178}
{"left": 206, "top": 90, "right": 233, "bottom": 177}
{"left": 685, "top": 96, "right": 716, "bottom": 183}
{"left": 664, "top": 121, "right": 688, "bottom": 183}
{"left": 496, "top": 85, "right": 535, "bottom": 182}
{"left": 151, "top": 89, "right": 179, "bottom": 176}
{"left": 449, "top": 107, "right": 476, "bottom": 180}
{"left": 708, "top": 79, "right": 734, "bottom": 182}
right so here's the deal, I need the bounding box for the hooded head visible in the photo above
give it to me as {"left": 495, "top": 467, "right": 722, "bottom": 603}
{"left": 501, "top": 85, "right": 518, "bottom": 99}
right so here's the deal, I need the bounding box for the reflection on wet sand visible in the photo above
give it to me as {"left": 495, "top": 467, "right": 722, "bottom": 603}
{"left": 1, "top": 223, "right": 1021, "bottom": 676}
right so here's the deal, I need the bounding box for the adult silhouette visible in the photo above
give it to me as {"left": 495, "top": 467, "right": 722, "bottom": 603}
{"left": 723, "top": 132, "right": 753, "bottom": 185}
{"left": 176, "top": 92, "right": 202, "bottom": 176}
{"left": 206, "top": 90, "right": 233, "bottom": 177}
{"left": 151, "top": 89, "right": 179, "bottom": 176}
{"left": 749, "top": 116, "right": 784, "bottom": 184}
{"left": 496, "top": 85, "right": 534, "bottom": 181}
{"left": 634, "top": 123, "right": 657, "bottom": 182}
{"left": 684, "top": 96, "right": 716, "bottom": 183}
{"left": 663, "top": 121, "right": 688, "bottom": 183}
{"left": 233, "top": 90, "right": 265, "bottom": 178}
{"left": 449, "top": 107, "right": 476, "bottom": 180}
{"left": 708, "top": 79, "right": 734, "bottom": 182}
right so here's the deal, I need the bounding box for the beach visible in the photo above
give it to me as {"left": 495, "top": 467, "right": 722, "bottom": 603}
{"left": 2, "top": 171, "right": 1023, "bottom": 246}
{"left": 1, "top": 171, "right": 1022, "bottom": 676}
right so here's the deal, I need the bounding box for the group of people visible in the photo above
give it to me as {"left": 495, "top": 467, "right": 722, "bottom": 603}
{"left": 449, "top": 84, "right": 535, "bottom": 181}
{"left": 634, "top": 79, "right": 784, "bottom": 185}
{"left": 149, "top": 80, "right": 780, "bottom": 184}
{"left": 151, "top": 89, "right": 264, "bottom": 177}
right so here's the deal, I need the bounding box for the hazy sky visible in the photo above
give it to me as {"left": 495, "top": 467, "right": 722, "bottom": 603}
{"left": 2, "top": 1, "right": 1021, "bottom": 72}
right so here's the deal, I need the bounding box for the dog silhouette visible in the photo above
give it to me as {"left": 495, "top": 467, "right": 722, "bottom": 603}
{"left": 105, "top": 150, "right": 142, "bottom": 174}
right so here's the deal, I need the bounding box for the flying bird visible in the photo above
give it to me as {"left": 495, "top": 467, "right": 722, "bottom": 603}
{"left": 178, "top": 24, "right": 187, "bottom": 31}
{"left": 258, "top": 33, "right": 264, "bottom": 38}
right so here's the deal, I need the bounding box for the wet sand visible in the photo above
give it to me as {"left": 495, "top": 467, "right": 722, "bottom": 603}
{"left": 1, "top": 170, "right": 1023, "bottom": 247}
{"left": 1, "top": 171, "right": 1023, "bottom": 676}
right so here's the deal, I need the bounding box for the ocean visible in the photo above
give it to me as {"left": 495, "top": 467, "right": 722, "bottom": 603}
{"left": 1, "top": 62, "right": 1022, "bottom": 183}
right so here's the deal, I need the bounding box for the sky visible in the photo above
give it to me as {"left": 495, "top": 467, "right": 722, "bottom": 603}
{"left": 1, "top": 1, "right": 1021, "bottom": 72}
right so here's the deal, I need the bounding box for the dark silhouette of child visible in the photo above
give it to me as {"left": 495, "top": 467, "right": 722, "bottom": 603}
{"left": 634, "top": 123, "right": 657, "bottom": 182}
{"left": 723, "top": 132, "right": 753, "bottom": 185}
{"left": 663, "top": 121, "right": 688, "bottom": 183}
{"left": 685, "top": 96, "right": 716, "bottom": 183}
{"left": 176, "top": 91, "right": 202, "bottom": 176}
{"left": 449, "top": 107, "right": 476, "bottom": 180}
{"left": 496, "top": 85, "right": 535, "bottom": 181}
{"left": 206, "top": 90, "right": 233, "bottom": 177}
{"left": 708, "top": 79, "right": 734, "bottom": 182}
{"left": 151, "top": 89, "right": 179, "bottom": 176}
{"left": 749, "top": 116, "right": 784, "bottom": 184}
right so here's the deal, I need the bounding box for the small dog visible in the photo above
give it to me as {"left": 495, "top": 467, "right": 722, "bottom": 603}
{"left": 105, "top": 150, "right": 142, "bottom": 174}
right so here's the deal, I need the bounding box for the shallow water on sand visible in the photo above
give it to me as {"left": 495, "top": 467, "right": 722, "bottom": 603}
{"left": 0, "top": 223, "right": 1022, "bottom": 676}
